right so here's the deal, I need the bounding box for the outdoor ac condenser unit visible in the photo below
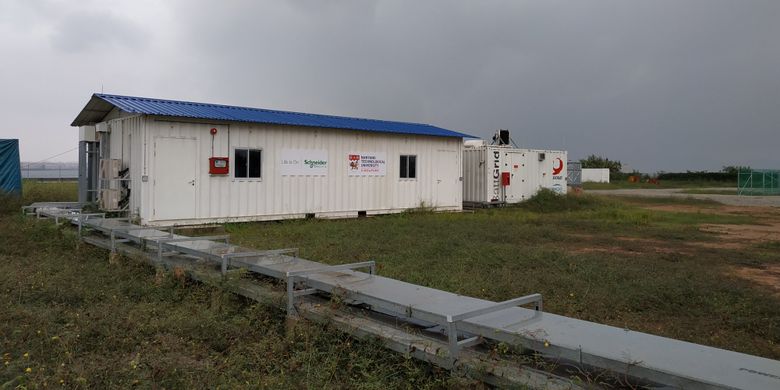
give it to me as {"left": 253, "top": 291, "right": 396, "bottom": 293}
{"left": 100, "top": 189, "right": 120, "bottom": 210}
{"left": 100, "top": 159, "right": 121, "bottom": 179}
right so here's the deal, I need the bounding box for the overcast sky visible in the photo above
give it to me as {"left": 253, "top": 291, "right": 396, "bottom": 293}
{"left": 1, "top": 0, "right": 778, "bottom": 172}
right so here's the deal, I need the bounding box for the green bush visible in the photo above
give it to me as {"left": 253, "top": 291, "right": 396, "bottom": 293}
{"left": 519, "top": 189, "right": 602, "bottom": 213}
{"left": 0, "top": 192, "right": 22, "bottom": 214}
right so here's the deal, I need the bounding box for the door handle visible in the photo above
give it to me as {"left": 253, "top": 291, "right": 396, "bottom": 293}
{"left": 188, "top": 180, "right": 195, "bottom": 186}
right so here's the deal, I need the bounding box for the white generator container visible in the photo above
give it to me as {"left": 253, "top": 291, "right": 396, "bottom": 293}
{"left": 463, "top": 145, "right": 567, "bottom": 206}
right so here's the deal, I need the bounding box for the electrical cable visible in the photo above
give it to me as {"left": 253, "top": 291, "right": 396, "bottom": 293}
{"left": 24, "top": 146, "right": 79, "bottom": 168}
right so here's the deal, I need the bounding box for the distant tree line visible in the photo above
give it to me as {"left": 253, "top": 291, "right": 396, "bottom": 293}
{"left": 579, "top": 155, "right": 622, "bottom": 174}
{"left": 656, "top": 166, "right": 749, "bottom": 182}
{"left": 579, "top": 155, "right": 748, "bottom": 182}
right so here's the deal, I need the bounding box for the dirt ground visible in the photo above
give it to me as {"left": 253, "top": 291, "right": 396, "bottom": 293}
{"left": 645, "top": 202, "right": 780, "bottom": 296}
{"left": 732, "top": 264, "right": 780, "bottom": 297}
{"left": 568, "top": 199, "right": 780, "bottom": 300}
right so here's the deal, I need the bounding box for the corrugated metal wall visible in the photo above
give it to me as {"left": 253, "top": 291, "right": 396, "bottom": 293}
{"left": 462, "top": 147, "right": 489, "bottom": 203}
{"left": 106, "top": 117, "right": 462, "bottom": 225}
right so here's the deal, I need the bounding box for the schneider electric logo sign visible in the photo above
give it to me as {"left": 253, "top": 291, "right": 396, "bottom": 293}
{"left": 280, "top": 149, "right": 329, "bottom": 176}
{"left": 304, "top": 159, "right": 327, "bottom": 169}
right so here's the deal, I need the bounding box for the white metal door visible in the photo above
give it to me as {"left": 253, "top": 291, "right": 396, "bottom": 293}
{"left": 434, "top": 150, "right": 458, "bottom": 206}
{"left": 153, "top": 137, "right": 198, "bottom": 220}
{"left": 505, "top": 151, "right": 523, "bottom": 203}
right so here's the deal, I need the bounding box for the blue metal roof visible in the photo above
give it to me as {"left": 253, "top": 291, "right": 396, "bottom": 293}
{"left": 71, "top": 93, "right": 473, "bottom": 138}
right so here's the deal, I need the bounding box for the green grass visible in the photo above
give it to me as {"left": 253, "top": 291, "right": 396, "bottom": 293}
{"left": 2, "top": 182, "right": 779, "bottom": 388}
{"left": 22, "top": 180, "right": 78, "bottom": 203}
{"left": 0, "top": 182, "right": 456, "bottom": 388}
{"left": 0, "top": 180, "right": 78, "bottom": 214}
{"left": 583, "top": 180, "right": 736, "bottom": 190}
{"left": 227, "top": 193, "right": 779, "bottom": 359}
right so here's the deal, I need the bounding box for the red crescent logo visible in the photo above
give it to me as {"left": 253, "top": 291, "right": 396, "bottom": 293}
{"left": 552, "top": 158, "right": 564, "bottom": 175}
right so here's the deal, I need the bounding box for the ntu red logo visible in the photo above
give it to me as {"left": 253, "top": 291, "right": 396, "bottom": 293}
{"left": 552, "top": 158, "right": 564, "bottom": 175}
{"left": 349, "top": 154, "right": 360, "bottom": 170}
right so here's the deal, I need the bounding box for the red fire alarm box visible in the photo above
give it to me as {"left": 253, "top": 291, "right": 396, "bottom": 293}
{"left": 209, "top": 157, "right": 229, "bottom": 175}
{"left": 501, "top": 172, "right": 511, "bottom": 186}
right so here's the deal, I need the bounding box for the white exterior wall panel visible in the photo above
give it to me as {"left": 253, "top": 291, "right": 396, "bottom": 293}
{"left": 534, "top": 149, "right": 568, "bottom": 195}
{"left": 113, "top": 117, "right": 462, "bottom": 225}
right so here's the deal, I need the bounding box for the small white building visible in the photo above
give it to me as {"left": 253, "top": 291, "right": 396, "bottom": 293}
{"left": 581, "top": 168, "right": 610, "bottom": 183}
{"left": 72, "top": 94, "right": 470, "bottom": 226}
{"left": 462, "top": 141, "right": 567, "bottom": 206}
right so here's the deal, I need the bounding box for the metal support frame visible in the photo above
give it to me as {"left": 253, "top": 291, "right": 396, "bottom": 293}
{"left": 151, "top": 235, "right": 231, "bottom": 263}
{"left": 34, "top": 207, "right": 83, "bottom": 225}
{"left": 77, "top": 141, "right": 100, "bottom": 204}
{"left": 445, "top": 293, "right": 543, "bottom": 360}
{"left": 285, "top": 261, "right": 376, "bottom": 316}
{"left": 109, "top": 227, "right": 148, "bottom": 253}
{"left": 217, "top": 248, "right": 297, "bottom": 276}
{"left": 76, "top": 213, "right": 107, "bottom": 235}
{"left": 22, "top": 202, "right": 82, "bottom": 216}
{"left": 136, "top": 227, "right": 175, "bottom": 251}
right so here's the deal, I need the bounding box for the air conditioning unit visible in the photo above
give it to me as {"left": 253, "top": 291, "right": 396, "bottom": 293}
{"left": 100, "top": 159, "right": 121, "bottom": 179}
{"left": 79, "top": 126, "right": 96, "bottom": 142}
{"left": 100, "top": 189, "right": 120, "bottom": 210}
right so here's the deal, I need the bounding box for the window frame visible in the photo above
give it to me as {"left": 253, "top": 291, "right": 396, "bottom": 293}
{"left": 233, "top": 147, "right": 263, "bottom": 181}
{"left": 399, "top": 154, "right": 417, "bottom": 180}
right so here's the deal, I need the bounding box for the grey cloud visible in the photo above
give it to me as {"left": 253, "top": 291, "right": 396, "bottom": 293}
{"left": 49, "top": 11, "right": 148, "bottom": 53}
{"left": 1, "top": 0, "right": 778, "bottom": 172}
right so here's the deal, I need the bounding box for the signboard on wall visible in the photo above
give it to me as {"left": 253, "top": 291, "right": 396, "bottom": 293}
{"left": 280, "top": 149, "right": 328, "bottom": 176}
{"left": 347, "top": 152, "right": 386, "bottom": 176}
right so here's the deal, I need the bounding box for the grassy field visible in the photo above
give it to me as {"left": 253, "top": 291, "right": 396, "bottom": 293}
{"left": 583, "top": 180, "right": 736, "bottom": 190}
{"left": 2, "top": 182, "right": 779, "bottom": 388}
{"left": 226, "top": 192, "right": 780, "bottom": 360}
{"left": 1, "top": 183, "right": 454, "bottom": 388}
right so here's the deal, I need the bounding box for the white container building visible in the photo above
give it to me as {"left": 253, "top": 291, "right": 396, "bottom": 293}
{"left": 72, "top": 94, "right": 470, "bottom": 226}
{"left": 462, "top": 141, "right": 567, "bottom": 206}
{"left": 581, "top": 168, "right": 610, "bottom": 183}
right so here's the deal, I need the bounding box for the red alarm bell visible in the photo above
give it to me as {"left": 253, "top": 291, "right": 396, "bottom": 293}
{"left": 210, "top": 127, "right": 218, "bottom": 135}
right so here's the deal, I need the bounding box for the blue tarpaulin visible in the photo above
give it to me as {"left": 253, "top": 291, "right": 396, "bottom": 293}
{"left": 0, "top": 139, "right": 22, "bottom": 195}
